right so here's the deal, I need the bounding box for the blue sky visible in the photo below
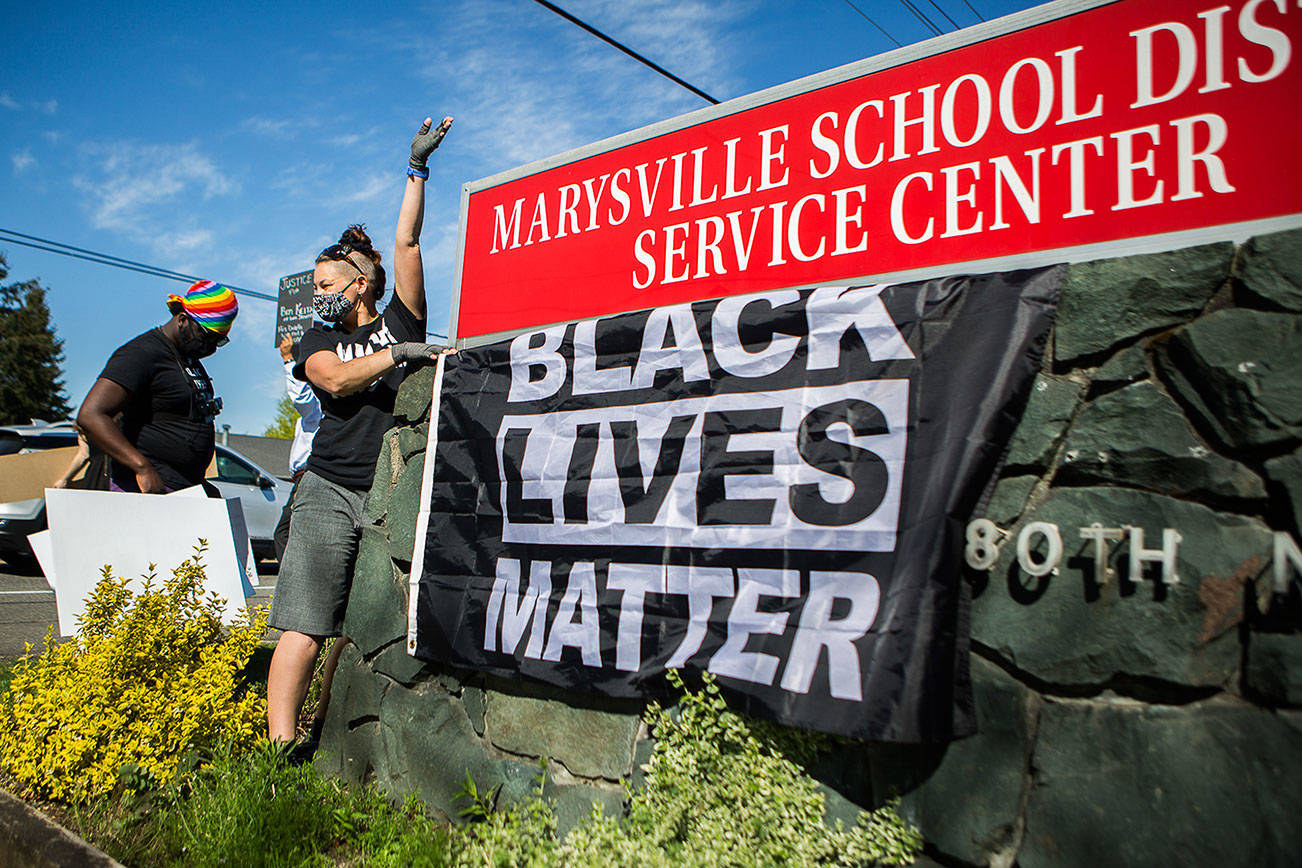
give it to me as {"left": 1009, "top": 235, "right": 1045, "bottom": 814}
{"left": 1, "top": 0, "right": 1042, "bottom": 436}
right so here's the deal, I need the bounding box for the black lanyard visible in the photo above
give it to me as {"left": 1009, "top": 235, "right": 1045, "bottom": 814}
{"left": 154, "top": 328, "right": 221, "bottom": 423}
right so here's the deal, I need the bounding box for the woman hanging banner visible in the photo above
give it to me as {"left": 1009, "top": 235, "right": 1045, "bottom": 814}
{"left": 409, "top": 267, "right": 1058, "bottom": 741}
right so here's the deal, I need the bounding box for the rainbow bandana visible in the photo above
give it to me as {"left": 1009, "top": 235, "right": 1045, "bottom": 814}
{"left": 168, "top": 280, "right": 238, "bottom": 337}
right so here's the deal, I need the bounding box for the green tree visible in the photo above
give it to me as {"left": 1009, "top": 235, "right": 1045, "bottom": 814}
{"left": 264, "top": 394, "right": 297, "bottom": 439}
{"left": 0, "top": 253, "right": 71, "bottom": 425}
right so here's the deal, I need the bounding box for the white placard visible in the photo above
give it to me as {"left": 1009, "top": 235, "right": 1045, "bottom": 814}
{"left": 168, "top": 485, "right": 259, "bottom": 591}
{"left": 27, "top": 529, "right": 56, "bottom": 592}
{"left": 41, "top": 489, "right": 254, "bottom": 636}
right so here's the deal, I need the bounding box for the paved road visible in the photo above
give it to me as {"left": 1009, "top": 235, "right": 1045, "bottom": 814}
{"left": 0, "top": 555, "right": 278, "bottom": 657}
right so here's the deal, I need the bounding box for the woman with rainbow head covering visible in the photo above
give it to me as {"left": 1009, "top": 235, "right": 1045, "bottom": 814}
{"left": 76, "top": 279, "right": 238, "bottom": 494}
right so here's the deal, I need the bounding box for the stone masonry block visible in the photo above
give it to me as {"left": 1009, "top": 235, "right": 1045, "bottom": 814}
{"left": 985, "top": 475, "right": 1038, "bottom": 528}
{"left": 317, "top": 642, "right": 388, "bottom": 784}
{"left": 1055, "top": 242, "right": 1232, "bottom": 364}
{"left": 486, "top": 691, "right": 641, "bottom": 780}
{"left": 1004, "top": 374, "right": 1086, "bottom": 470}
{"left": 1056, "top": 381, "right": 1265, "bottom": 501}
{"left": 389, "top": 453, "right": 425, "bottom": 565}
{"left": 1155, "top": 308, "right": 1302, "bottom": 453}
{"left": 972, "top": 486, "right": 1273, "bottom": 688}
{"left": 377, "top": 679, "right": 537, "bottom": 821}
{"left": 373, "top": 641, "right": 429, "bottom": 686}
{"left": 1264, "top": 450, "right": 1302, "bottom": 539}
{"left": 1090, "top": 344, "right": 1149, "bottom": 393}
{"left": 1019, "top": 697, "right": 1302, "bottom": 868}
{"left": 398, "top": 424, "right": 429, "bottom": 461}
{"left": 542, "top": 776, "right": 627, "bottom": 837}
{"left": 872, "top": 656, "right": 1037, "bottom": 867}
{"left": 1244, "top": 632, "right": 1302, "bottom": 706}
{"left": 343, "top": 524, "right": 407, "bottom": 657}
{"left": 365, "top": 427, "right": 401, "bottom": 522}
{"left": 393, "top": 365, "right": 440, "bottom": 425}
{"left": 1237, "top": 228, "right": 1302, "bottom": 311}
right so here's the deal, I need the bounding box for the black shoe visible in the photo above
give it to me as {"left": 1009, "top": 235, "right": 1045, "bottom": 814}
{"left": 287, "top": 739, "right": 318, "bottom": 766}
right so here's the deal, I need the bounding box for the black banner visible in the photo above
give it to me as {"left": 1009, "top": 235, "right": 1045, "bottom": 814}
{"left": 411, "top": 269, "right": 1060, "bottom": 741}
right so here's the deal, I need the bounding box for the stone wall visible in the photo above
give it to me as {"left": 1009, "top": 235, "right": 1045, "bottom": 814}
{"left": 316, "top": 228, "right": 1302, "bottom": 867}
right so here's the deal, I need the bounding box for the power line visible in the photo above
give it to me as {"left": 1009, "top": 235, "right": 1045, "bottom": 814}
{"left": 0, "top": 228, "right": 278, "bottom": 302}
{"left": 924, "top": 0, "right": 961, "bottom": 30}
{"left": 841, "top": 0, "right": 903, "bottom": 47}
{"left": 531, "top": 0, "right": 720, "bottom": 105}
{"left": 959, "top": 0, "right": 985, "bottom": 22}
{"left": 897, "top": 0, "right": 943, "bottom": 35}
{"left": 0, "top": 227, "right": 449, "bottom": 341}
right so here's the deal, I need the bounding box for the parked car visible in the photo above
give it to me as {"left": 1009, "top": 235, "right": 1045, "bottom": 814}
{"left": 0, "top": 423, "right": 292, "bottom": 564}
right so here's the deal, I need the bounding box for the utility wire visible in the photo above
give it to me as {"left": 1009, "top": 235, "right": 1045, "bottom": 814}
{"left": 897, "top": 0, "right": 943, "bottom": 35}
{"left": 0, "top": 227, "right": 449, "bottom": 341}
{"left": 924, "top": 0, "right": 961, "bottom": 30}
{"left": 959, "top": 0, "right": 985, "bottom": 22}
{"left": 0, "top": 228, "right": 278, "bottom": 301}
{"left": 841, "top": 0, "right": 903, "bottom": 47}
{"left": 531, "top": 0, "right": 719, "bottom": 105}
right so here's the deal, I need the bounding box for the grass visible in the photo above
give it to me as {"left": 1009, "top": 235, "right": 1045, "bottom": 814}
{"left": 64, "top": 742, "right": 455, "bottom": 867}
{"left": 1, "top": 643, "right": 456, "bottom": 867}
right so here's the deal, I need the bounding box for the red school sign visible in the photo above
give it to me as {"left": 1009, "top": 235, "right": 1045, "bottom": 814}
{"left": 450, "top": 0, "right": 1302, "bottom": 343}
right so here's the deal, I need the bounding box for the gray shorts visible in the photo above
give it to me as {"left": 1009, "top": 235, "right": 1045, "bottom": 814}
{"left": 268, "top": 471, "right": 368, "bottom": 637}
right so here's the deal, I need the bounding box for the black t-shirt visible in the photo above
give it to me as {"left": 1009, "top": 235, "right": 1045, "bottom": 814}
{"left": 100, "top": 328, "right": 218, "bottom": 492}
{"left": 294, "top": 295, "right": 425, "bottom": 489}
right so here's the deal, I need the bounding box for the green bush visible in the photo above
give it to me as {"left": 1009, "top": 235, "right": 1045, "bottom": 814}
{"left": 0, "top": 544, "right": 267, "bottom": 801}
{"left": 456, "top": 671, "right": 923, "bottom": 867}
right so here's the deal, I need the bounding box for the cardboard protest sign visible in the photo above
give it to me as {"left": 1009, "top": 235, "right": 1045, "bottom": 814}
{"left": 275, "top": 270, "right": 315, "bottom": 346}
{"left": 0, "top": 447, "right": 82, "bottom": 503}
{"left": 410, "top": 269, "right": 1058, "bottom": 740}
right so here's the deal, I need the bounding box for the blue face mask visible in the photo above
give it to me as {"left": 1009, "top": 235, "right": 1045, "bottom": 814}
{"left": 314, "top": 277, "right": 360, "bottom": 323}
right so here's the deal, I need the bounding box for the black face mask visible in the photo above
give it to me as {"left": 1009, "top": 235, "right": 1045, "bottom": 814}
{"left": 178, "top": 321, "right": 219, "bottom": 359}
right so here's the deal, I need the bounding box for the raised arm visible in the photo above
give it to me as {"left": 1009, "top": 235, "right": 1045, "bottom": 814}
{"left": 393, "top": 115, "right": 453, "bottom": 320}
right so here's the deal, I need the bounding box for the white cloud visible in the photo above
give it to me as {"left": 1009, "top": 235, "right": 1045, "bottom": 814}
{"left": 409, "top": 0, "right": 744, "bottom": 173}
{"left": 0, "top": 91, "right": 59, "bottom": 114}
{"left": 330, "top": 133, "right": 364, "bottom": 148}
{"left": 242, "top": 116, "right": 300, "bottom": 139}
{"left": 337, "top": 172, "right": 392, "bottom": 206}
{"left": 269, "top": 164, "right": 318, "bottom": 201}
{"left": 241, "top": 251, "right": 314, "bottom": 292}
{"left": 75, "top": 140, "right": 235, "bottom": 238}
{"left": 154, "top": 228, "right": 214, "bottom": 253}
{"left": 576, "top": 0, "right": 742, "bottom": 97}
{"left": 11, "top": 149, "right": 35, "bottom": 174}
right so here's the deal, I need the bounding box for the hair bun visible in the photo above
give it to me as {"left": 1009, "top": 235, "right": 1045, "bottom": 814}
{"left": 339, "top": 224, "right": 374, "bottom": 251}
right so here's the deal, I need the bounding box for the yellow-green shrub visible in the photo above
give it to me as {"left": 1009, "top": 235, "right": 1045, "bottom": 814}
{"left": 0, "top": 543, "right": 267, "bottom": 802}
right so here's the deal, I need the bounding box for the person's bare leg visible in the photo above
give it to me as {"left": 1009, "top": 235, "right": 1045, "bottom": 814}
{"left": 267, "top": 630, "right": 323, "bottom": 742}
{"left": 311, "top": 636, "right": 350, "bottom": 733}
